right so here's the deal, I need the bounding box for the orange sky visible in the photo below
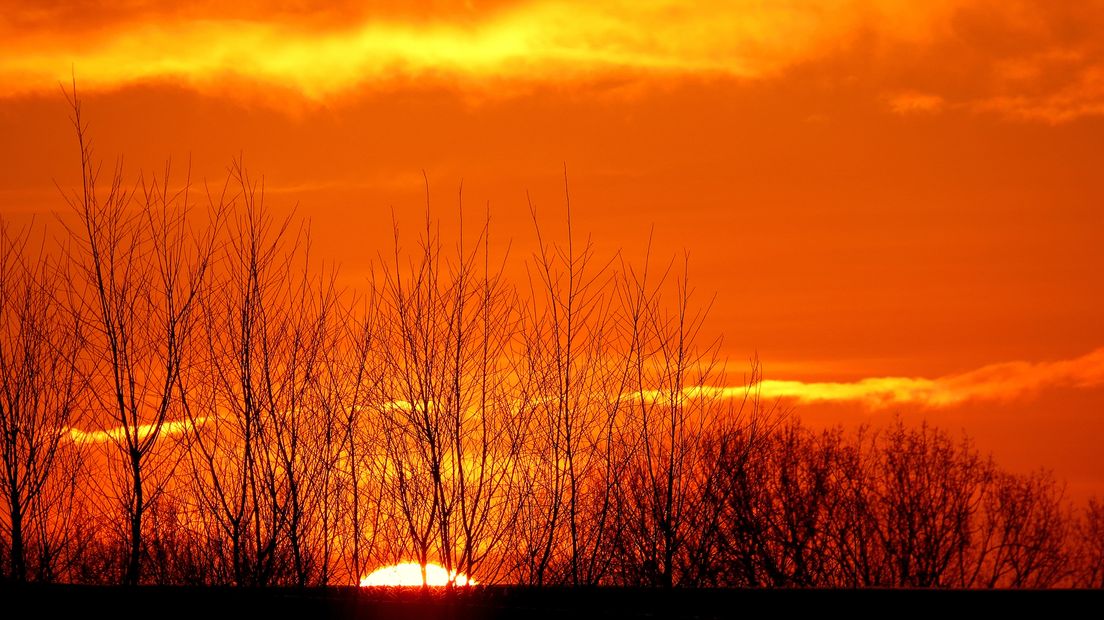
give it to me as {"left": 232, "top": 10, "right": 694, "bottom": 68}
{"left": 1, "top": 0, "right": 1103, "bottom": 497}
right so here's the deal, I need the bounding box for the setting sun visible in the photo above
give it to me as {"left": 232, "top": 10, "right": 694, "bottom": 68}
{"left": 360, "top": 563, "right": 474, "bottom": 587}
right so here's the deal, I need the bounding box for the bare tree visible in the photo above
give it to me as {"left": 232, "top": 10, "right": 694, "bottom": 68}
{"left": 614, "top": 249, "right": 724, "bottom": 587}
{"left": 63, "top": 90, "right": 219, "bottom": 584}
{"left": 826, "top": 421, "right": 992, "bottom": 587}
{"left": 10, "top": 95, "right": 1103, "bottom": 587}
{"left": 0, "top": 222, "right": 84, "bottom": 581}
{"left": 316, "top": 288, "right": 385, "bottom": 584}
{"left": 681, "top": 368, "right": 788, "bottom": 588}
{"left": 373, "top": 185, "right": 527, "bottom": 586}
{"left": 970, "top": 470, "right": 1072, "bottom": 588}
{"left": 438, "top": 200, "right": 529, "bottom": 585}
{"left": 182, "top": 162, "right": 338, "bottom": 586}
{"left": 1074, "top": 498, "right": 1104, "bottom": 588}
{"left": 520, "top": 176, "right": 621, "bottom": 586}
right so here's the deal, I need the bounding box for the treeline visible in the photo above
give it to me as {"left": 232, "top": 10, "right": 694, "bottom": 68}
{"left": 1, "top": 101, "right": 1103, "bottom": 588}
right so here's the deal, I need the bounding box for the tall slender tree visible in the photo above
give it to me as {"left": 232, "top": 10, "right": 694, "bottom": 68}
{"left": 0, "top": 222, "right": 84, "bottom": 581}
{"left": 63, "top": 90, "right": 220, "bottom": 584}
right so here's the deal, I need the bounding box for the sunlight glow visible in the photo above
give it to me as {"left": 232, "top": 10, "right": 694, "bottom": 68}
{"left": 360, "top": 562, "right": 474, "bottom": 587}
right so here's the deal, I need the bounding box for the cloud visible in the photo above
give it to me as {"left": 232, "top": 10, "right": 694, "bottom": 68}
{"left": 0, "top": 1, "right": 958, "bottom": 99}
{"left": 62, "top": 348, "right": 1104, "bottom": 443}
{"left": 884, "top": 1, "right": 1104, "bottom": 123}
{"left": 974, "top": 66, "right": 1104, "bottom": 124}
{"left": 886, "top": 91, "right": 946, "bottom": 115}
{"left": 656, "top": 348, "right": 1104, "bottom": 409}
{"left": 65, "top": 417, "right": 204, "bottom": 445}
{"left": 5, "top": 1, "right": 1104, "bottom": 122}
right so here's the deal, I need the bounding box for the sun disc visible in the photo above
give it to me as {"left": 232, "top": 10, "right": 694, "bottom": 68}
{"left": 360, "top": 562, "right": 474, "bottom": 587}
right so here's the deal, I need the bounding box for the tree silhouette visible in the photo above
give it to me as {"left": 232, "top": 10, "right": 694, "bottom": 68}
{"left": 0, "top": 222, "right": 84, "bottom": 581}
{"left": 1, "top": 96, "right": 1100, "bottom": 589}
{"left": 62, "top": 90, "right": 220, "bottom": 584}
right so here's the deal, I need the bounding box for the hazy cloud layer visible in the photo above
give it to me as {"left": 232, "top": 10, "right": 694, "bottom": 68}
{"left": 4, "top": 0, "right": 1104, "bottom": 121}
{"left": 3, "top": 1, "right": 932, "bottom": 96}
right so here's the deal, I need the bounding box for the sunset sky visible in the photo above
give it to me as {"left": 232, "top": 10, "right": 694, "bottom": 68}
{"left": 1, "top": 1, "right": 1102, "bottom": 497}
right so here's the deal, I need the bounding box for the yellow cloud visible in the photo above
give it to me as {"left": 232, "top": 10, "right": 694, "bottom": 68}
{"left": 0, "top": 1, "right": 958, "bottom": 98}
{"left": 65, "top": 417, "right": 205, "bottom": 445}
{"left": 642, "top": 348, "right": 1104, "bottom": 409}
{"left": 61, "top": 347, "right": 1104, "bottom": 444}
{"left": 6, "top": 2, "right": 1104, "bottom": 122}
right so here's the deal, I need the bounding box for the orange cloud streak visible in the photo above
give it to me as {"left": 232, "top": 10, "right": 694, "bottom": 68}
{"left": 58, "top": 348, "right": 1104, "bottom": 444}
{"left": 681, "top": 348, "right": 1104, "bottom": 409}
{"left": 886, "top": 91, "right": 946, "bottom": 115}
{"left": 65, "top": 417, "right": 205, "bottom": 445}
